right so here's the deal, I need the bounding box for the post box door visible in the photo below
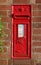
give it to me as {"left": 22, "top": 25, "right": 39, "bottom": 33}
{"left": 12, "top": 20, "right": 31, "bottom": 59}
{"left": 14, "top": 24, "right": 27, "bottom": 57}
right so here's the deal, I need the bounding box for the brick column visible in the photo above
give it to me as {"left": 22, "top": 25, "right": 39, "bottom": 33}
{"left": 32, "top": 0, "right": 41, "bottom": 65}
{"left": 0, "top": 0, "right": 13, "bottom": 65}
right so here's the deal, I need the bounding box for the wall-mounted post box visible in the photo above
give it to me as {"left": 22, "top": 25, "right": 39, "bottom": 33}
{"left": 12, "top": 5, "right": 31, "bottom": 59}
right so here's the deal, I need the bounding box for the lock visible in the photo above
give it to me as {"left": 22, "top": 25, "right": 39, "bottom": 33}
{"left": 12, "top": 5, "right": 31, "bottom": 59}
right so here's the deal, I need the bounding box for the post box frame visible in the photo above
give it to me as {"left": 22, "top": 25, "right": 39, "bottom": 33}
{"left": 12, "top": 5, "right": 31, "bottom": 59}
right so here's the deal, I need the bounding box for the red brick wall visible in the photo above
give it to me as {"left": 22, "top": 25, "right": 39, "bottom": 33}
{"left": 32, "top": 0, "right": 41, "bottom": 64}
{"left": 32, "top": 4, "right": 41, "bottom": 64}
{"left": 0, "top": 0, "right": 12, "bottom": 65}
{"left": 0, "top": 0, "right": 41, "bottom": 65}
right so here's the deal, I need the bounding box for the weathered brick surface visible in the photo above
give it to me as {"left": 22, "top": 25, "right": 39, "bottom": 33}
{"left": 32, "top": 5, "right": 41, "bottom": 10}
{"left": 8, "top": 59, "right": 13, "bottom": 65}
{"left": 2, "top": 22, "right": 9, "bottom": 28}
{"left": 33, "top": 42, "right": 41, "bottom": 46}
{"left": 0, "top": 41, "right": 11, "bottom": 46}
{"left": 0, "top": 60, "right": 8, "bottom": 65}
{"left": 32, "top": 3, "right": 41, "bottom": 65}
{"left": 0, "top": 46, "right": 8, "bottom": 53}
{"left": 0, "top": 0, "right": 6, "bottom": 2}
{"left": 36, "top": 0, "right": 41, "bottom": 3}
{"left": 33, "top": 23, "right": 41, "bottom": 28}
{"left": 2, "top": 29, "right": 11, "bottom": 40}
{"left": 33, "top": 29, "right": 41, "bottom": 34}
{"left": 32, "top": 17, "right": 41, "bottom": 22}
{"left": 7, "top": 0, "right": 13, "bottom": 4}
{"left": 33, "top": 48, "right": 41, "bottom": 53}
{"left": 0, "top": 0, "right": 8, "bottom": 5}
{"left": 13, "top": 0, "right": 30, "bottom": 4}
{"left": 33, "top": 11, "right": 41, "bottom": 16}
{"left": 0, "top": 46, "right": 11, "bottom": 59}
{"left": 13, "top": 59, "right": 31, "bottom": 65}
{"left": 2, "top": 17, "right": 11, "bottom": 22}
{"left": 33, "top": 36, "right": 41, "bottom": 41}
{"left": 0, "top": 5, "right": 11, "bottom": 10}
{"left": 33, "top": 53, "right": 41, "bottom": 59}
{"left": 0, "top": 11, "right": 7, "bottom": 16}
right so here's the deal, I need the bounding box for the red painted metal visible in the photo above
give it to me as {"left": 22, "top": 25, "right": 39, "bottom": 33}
{"left": 12, "top": 5, "right": 31, "bottom": 59}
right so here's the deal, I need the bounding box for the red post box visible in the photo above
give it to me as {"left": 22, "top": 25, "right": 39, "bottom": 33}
{"left": 12, "top": 5, "right": 31, "bottom": 59}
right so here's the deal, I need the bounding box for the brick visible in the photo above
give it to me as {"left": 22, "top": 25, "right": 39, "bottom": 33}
{"left": 30, "top": 0, "right": 36, "bottom": 4}
{"left": 31, "top": 60, "right": 34, "bottom": 65}
{"left": 13, "top": 0, "right": 30, "bottom": 4}
{"left": 33, "top": 53, "right": 41, "bottom": 60}
{"left": 32, "top": 5, "right": 41, "bottom": 10}
{"left": 7, "top": 10, "right": 11, "bottom": 17}
{"left": 2, "top": 22, "right": 9, "bottom": 28}
{"left": 0, "top": 60, "right": 8, "bottom": 65}
{"left": 32, "top": 17, "right": 41, "bottom": 22}
{"left": 36, "top": 0, "right": 41, "bottom": 3}
{"left": 4, "top": 29, "right": 11, "bottom": 39}
{"left": 33, "top": 11, "right": 41, "bottom": 16}
{"left": 33, "top": 48, "right": 41, "bottom": 53}
{"left": 33, "top": 23, "right": 41, "bottom": 28}
{"left": 2, "top": 22, "right": 12, "bottom": 30}
{"left": 2, "top": 17, "right": 11, "bottom": 22}
{"left": 36, "top": 63, "right": 41, "bottom": 65}
{"left": 13, "top": 59, "right": 31, "bottom": 65}
{"left": 7, "top": 0, "right": 13, "bottom": 4}
{"left": 33, "top": 36, "right": 41, "bottom": 41}
{"left": 0, "top": 30, "right": 11, "bottom": 41}
{"left": 0, "top": 0, "right": 7, "bottom": 5}
{"left": 33, "top": 42, "right": 41, "bottom": 46}
{"left": 33, "top": 29, "right": 41, "bottom": 34}
{"left": 0, "top": 11, "right": 7, "bottom": 16}
{"left": 0, "top": 5, "right": 11, "bottom": 10}
{"left": 0, "top": 41, "right": 11, "bottom": 46}
{"left": 3, "top": 29, "right": 11, "bottom": 35}
{"left": 8, "top": 59, "right": 12, "bottom": 65}
{"left": 8, "top": 22, "right": 12, "bottom": 29}
{"left": 0, "top": 47, "right": 11, "bottom": 59}
{"left": 0, "top": 46, "right": 8, "bottom": 53}
{"left": 0, "top": 0, "right": 6, "bottom": 2}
